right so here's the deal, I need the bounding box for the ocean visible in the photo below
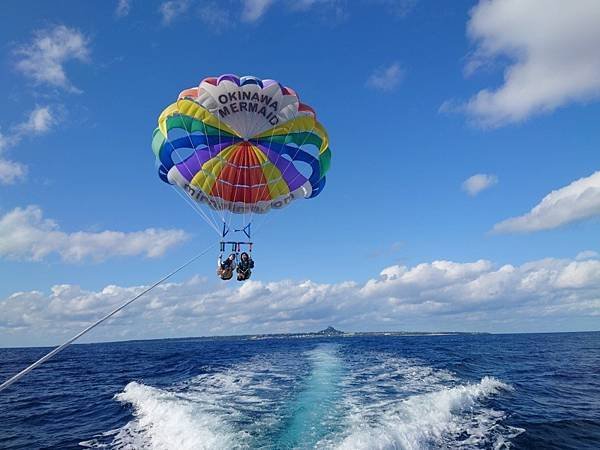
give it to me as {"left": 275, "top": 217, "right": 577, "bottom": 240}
{"left": 1, "top": 332, "right": 598, "bottom": 449}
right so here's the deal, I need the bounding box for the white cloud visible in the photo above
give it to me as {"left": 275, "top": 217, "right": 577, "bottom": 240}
{"left": 5, "top": 27, "right": 69, "bottom": 183}
{"left": 158, "top": 1, "right": 406, "bottom": 28}
{"left": 576, "top": 250, "right": 599, "bottom": 261}
{"left": 0, "top": 131, "right": 8, "bottom": 152}
{"left": 0, "top": 130, "right": 24, "bottom": 185}
{"left": 241, "top": 0, "right": 275, "bottom": 22}
{"left": 15, "top": 25, "right": 90, "bottom": 92}
{"left": 159, "top": 0, "right": 190, "bottom": 25}
{"left": 2, "top": 254, "right": 599, "bottom": 345}
{"left": 160, "top": 0, "right": 345, "bottom": 27}
{"left": 245, "top": 0, "right": 346, "bottom": 23}
{"left": 367, "top": 62, "right": 404, "bottom": 92}
{"left": 462, "top": 173, "right": 498, "bottom": 196}
{"left": 292, "top": 0, "right": 343, "bottom": 11}
{"left": 458, "top": 0, "right": 600, "bottom": 127}
{"left": 493, "top": 171, "right": 600, "bottom": 233}
{"left": 115, "top": 0, "right": 132, "bottom": 18}
{"left": 0, "top": 158, "right": 27, "bottom": 185}
{"left": 0, "top": 206, "right": 189, "bottom": 262}
{"left": 16, "top": 106, "right": 56, "bottom": 134}
{"left": 295, "top": 0, "right": 414, "bottom": 19}
{"left": 198, "top": 2, "right": 231, "bottom": 30}
{"left": 0, "top": 106, "right": 58, "bottom": 184}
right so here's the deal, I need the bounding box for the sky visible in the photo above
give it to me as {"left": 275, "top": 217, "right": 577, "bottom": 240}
{"left": 1, "top": 0, "right": 599, "bottom": 347}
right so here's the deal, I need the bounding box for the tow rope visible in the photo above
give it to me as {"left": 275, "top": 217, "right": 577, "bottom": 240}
{"left": 0, "top": 243, "right": 216, "bottom": 393}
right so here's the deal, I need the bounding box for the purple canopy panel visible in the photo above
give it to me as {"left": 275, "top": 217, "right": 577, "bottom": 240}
{"left": 175, "top": 141, "right": 236, "bottom": 182}
{"left": 254, "top": 143, "right": 307, "bottom": 191}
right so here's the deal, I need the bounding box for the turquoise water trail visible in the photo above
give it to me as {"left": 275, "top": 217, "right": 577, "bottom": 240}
{"left": 272, "top": 343, "right": 344, "bottom": 449}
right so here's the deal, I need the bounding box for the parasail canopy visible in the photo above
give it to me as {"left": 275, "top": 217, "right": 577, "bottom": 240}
{"left": 152, "top": 74, "right": 331, "bottom": 217}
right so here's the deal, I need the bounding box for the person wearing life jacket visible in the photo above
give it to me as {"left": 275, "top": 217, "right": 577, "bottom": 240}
{"left": 217, "top": 253, "right": 236, "bottom": 280}
{"left": 236, "top": 252, "right": 254, "bottom": 281}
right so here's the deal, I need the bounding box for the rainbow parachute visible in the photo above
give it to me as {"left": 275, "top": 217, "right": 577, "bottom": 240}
{"left": 152, "top": 75, "right": 331, "bottom": 218}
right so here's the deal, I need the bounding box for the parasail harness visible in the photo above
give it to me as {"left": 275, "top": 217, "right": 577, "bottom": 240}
{"left": 220, "top": 221, "right": 253, "bottom": 256}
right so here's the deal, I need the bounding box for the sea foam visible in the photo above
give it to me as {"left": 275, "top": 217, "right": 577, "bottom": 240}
{"left": 336, "top": 374, "right": 515, "bottom": 449}
{"left": 99, "top": 348, "right": 520, "bottom": 449}
{"left": 113, "top": 381, "right": 237, "bottom": 449}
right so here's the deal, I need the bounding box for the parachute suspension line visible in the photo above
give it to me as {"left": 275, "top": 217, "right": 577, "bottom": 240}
{"left": 220, "top": 133, "right": 253, "bottom": 254}
{"left": 163, "top": 117, "right": 221, "bottom": 234}
{"left": 274, "top": 122, "right": 318, "bottom": 200}
{"left": 221, "top": 94, "right": 248, "bottom": 245}
{"left": 0, "top": 242, "right": 218, "bottom": 393}
{"left": 236, "top": 222, "right": 251, "bottom": 239}
{"left": 253, "top": 120, "right": 318, "bottom": 238}
{"left": 240, "top": 84, "right": 253, "bottom": 237}
{"left": 253, "top": 113, "right": 318, "bottom": 238}
{"left": 221, "top": 191, "right": 253, "bottom": 255}
{"left": 171, "top": 184, "right": 217, "bottom": 234}
{"left": 240, "top": 93, "right": 250, "bottom": 235}
{"left": 240, "top": 144, "right": 248, "bottom": 246}
{"left": 180, "top": 110, "right": 226, "bottom": 232}
{"left": 247, "top": 118, "right": 280, "bottom": 235}
{"left": 212, "top": 105, "right": 230, "bottom": 228}
{"left": 224, "top": 137, "right": 245, "bottom": 248}
{"left": 174, "top": 110, "right": 223, "bottom": 233}
{"left": 243, "top": 83, "right": 275, "bottom": 235}
{"left": 170, "top": 184, "right": 221, "bottom": 236}
{"left": 252, "top": 96, "right": 312, "bottom": 234}
{"left": 213, "top": 123, "right": 231, "bottom": 247}
{"left": 206, "top": 112, "right": 241, "bottom": 252}
{"left": 267, "top": 89, "right": 319, "bottom": 201}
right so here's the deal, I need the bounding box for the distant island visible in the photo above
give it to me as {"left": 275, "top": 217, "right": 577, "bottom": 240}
{"left": 119, "top": 327, "right": 490, "bottom": 346}
{"left": 244, "top": 326, "right": 489, "bottom": 341}
{"left": 315, "top": 326, "right": 345, "bottom": 336}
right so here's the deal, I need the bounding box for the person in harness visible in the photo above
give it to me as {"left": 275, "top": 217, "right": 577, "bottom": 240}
{"left": 236, "top": 252, "right": 254, "bottom": 281}
{"left": 217, "top": 253, "right": 236, "bottom": 280}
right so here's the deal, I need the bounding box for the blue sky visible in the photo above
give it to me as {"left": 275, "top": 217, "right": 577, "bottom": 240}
{"left": 1, "top": 0, "right": 600, "bottom": 346}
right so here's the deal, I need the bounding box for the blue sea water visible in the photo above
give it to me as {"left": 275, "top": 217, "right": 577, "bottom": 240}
{"left": 1, "top": 332, "right": 599, "bottom": 449}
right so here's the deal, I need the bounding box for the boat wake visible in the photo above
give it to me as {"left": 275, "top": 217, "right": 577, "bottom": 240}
{"left": 82, "top": 345, "right": 522, "bottom": 449}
